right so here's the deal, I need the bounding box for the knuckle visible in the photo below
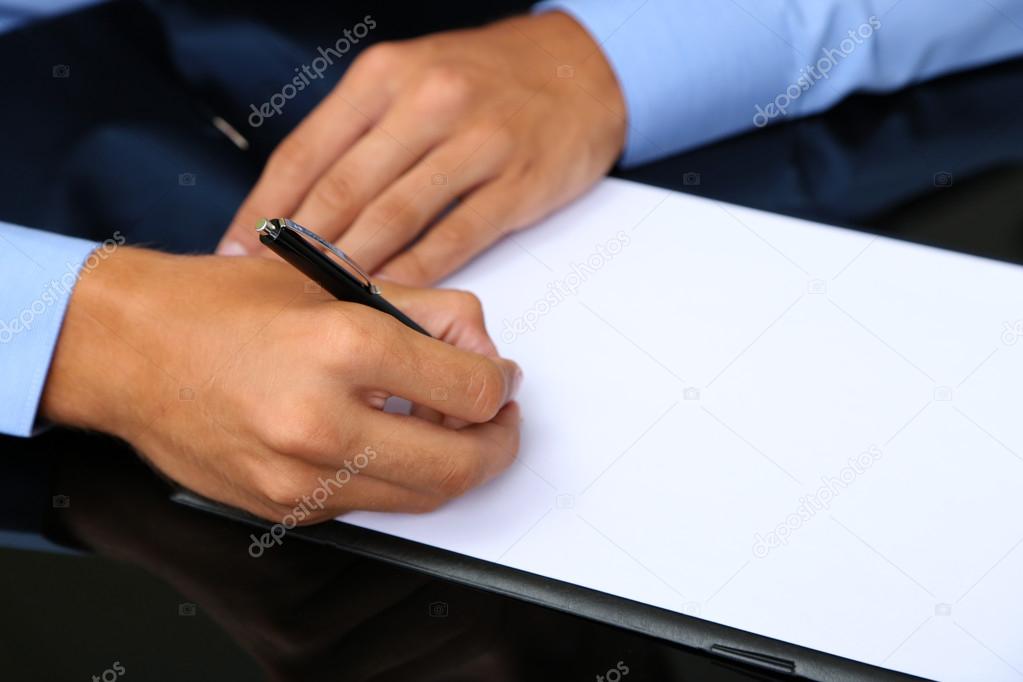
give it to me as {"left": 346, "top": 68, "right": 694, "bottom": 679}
{"left": 312, "top": 170, "right": 359, "bottom": 212}
{"left": 415, "top": 66, "right": 472, "bottom": 113}
{"left": 353, "top": 43, "right": 403, "bottom": 78}
{"left": 432, "top": 220, "right": 474, "bottom": 253}
{"left": 470, "top": 118, "right": 513, "bottom": 150}
{"left": 363, "top": 198, "right": 412, "bottom": 232}
{"left": 259, "top": 408, "right": 326, "bottom": 458}
{"left": 407, "top": 494, "right": 446, "bottom": 514}
{"left": 435, "top": 455, "right": 481, "bottom": 498}
{"left": 450, "top": 290, "right": 484, "bottom": 319}
{"left": 466, "top": 361, "right": 506, "bottom": 421}
{"left": 251, "top": 465, "right": 305, "bottom": 508}
{"left": 324, "top": 305, "right": 407, "bottom": 374}
{"left": 323, "top": 307, "right": 379, "bottom": 362}
{"left": 268, "top": 135, "right": 312, "bottom": 181}
{"left": 395, "top": 249, "right": 437, "bottom": 285}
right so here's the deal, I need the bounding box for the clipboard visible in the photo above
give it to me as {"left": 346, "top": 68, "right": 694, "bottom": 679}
{"left": 173, "top": 489, "right": 925, "bottom": 682}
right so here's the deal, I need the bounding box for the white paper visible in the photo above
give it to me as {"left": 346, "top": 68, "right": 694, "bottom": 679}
{"left": 343, "top": 178, "right": 1023, "bottom": 681}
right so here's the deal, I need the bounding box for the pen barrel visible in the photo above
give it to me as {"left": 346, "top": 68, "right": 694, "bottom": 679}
{"left": 259, "top": 229, "right": 431, "bottom": 337}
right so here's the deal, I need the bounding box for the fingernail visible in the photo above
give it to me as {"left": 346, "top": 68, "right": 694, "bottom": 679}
{"left": 216, "top": 240, "right": 248, "bottom": 256}
{"left": 509, "top": 365, "right": 524, "bottom": 401}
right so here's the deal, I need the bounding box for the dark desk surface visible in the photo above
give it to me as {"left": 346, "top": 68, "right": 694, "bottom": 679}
{"left": 1, "top": 3, "right": 1022, "bottom": 680}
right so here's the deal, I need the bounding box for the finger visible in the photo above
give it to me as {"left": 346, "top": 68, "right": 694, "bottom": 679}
{"left": 252, "top": 458, "right": 445, "bottom": 518}
{"left": 352, "top": 316, "right": 522, "bottom": 423}
{"left": 410, "top": 403, "right": 445, "bottom": 425}
{"left": 336, "top": 129, "right": 511, "bottom": 272}
{"left": 289, "top": 122, "right": 433, "bottom": 244}
{"left": 293, "top": 468, "right": 445, "bottom": 516}
{"left": 219, "top": 68, "right": 392, "bottom": 255}
{"left": 376, "top": 179, "right": 523, "bottom": 286}
{"left": 410, "top": 404, "right": 469, "bottom": 430}
{"left": 378, "top": 284, "right": 498, "bottom": 357}
{"left": 360, "top": 402, "right": 521, "bottom": 497}
{"left": 291, "top": 71, "right": 475, "bottom": 244}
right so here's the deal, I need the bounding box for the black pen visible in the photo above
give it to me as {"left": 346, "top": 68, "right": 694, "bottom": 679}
{"left": 256, "top": 218, "right": 431, "bottom": 336}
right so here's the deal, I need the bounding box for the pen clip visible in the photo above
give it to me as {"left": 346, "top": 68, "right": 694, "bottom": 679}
{"left": 259, "top": 218, "right": 380, "bottom": 294}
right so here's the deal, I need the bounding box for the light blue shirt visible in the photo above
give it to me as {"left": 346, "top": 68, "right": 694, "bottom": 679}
{"left": 3, "top": 0, "right": 1023, "bottom": 437}
{"left": 0, "top": 0, "right": 96, "bottom": 33}
{"left": 538, "top": 0, "right": 1023, "bottom": 166}
{"left": 0, "top": 225, "right": 97, "bottom": 436}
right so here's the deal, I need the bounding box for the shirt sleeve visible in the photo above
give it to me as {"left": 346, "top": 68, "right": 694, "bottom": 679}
{"left": 0, "top": 222, "right": 98, "bottom": 437}
{"left": 534, "top": 0, "right": 1023, "bottom": 166}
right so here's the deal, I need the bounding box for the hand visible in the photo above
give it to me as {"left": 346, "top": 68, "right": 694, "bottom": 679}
{"left": 218, "top": 10, "right": 626, "bottom": 285}
{"left": 41, "top": 247, "right": 522, "bottom": 522}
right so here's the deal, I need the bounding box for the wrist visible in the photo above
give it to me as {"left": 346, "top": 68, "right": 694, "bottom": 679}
{"left": 512, "top": 11, "right": 626, "bottom": 133}
{"left": 40, "top": 247, "right": 180, "bottom": 441}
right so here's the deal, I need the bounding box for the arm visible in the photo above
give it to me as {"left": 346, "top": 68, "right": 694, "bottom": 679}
{"left": 537, "top": 0, "right": 1023, "bottom": 165}
{"left": 217, "top": 11, "right": 628, "bottom": 284}
{"left": 2, "top": 225, "right": 523, "bottom": 520}
{"left": 36, "top": 247, "right": 522, "bottom": 522}
{"left": 0, "top": 222, "right": 98, "bottom": 436}
{"left": 216, "top": 0, "right": 1023, "bottom": 285}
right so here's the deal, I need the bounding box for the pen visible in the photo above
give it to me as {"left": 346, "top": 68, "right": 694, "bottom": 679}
{"left": 256, "top": 217, "right": 431, "bottom": 336}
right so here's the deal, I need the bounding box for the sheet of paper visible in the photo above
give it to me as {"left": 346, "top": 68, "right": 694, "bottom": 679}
{"left": 344, "top": 178, "right": 1023, "bottom": 681}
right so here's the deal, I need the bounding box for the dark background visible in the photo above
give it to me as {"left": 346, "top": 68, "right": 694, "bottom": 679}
{"left": 0, "top": 1, "right": 1021, "bottom": 680}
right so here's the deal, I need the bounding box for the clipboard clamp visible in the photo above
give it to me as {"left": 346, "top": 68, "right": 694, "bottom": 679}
{"left": 256, "top": 217, "right": 380, "bottom": 294}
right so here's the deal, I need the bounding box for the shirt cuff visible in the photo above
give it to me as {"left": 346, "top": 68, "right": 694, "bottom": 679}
{"left": 0, "top": 223, "right": 99, "bottom": 437}
{"left": 534, "top": 0, "right": 793, "bottom": 166}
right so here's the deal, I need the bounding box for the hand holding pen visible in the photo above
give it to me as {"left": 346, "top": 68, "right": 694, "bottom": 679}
{"left": 42, "top": 237, "right": 522, "bottom": 524}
